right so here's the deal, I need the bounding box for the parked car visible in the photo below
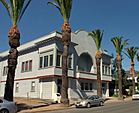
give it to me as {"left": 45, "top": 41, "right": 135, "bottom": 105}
{"left": 0, "top": 98, "right": 17, "bottom": 113}
{"left": 132, "top": 92, "right": 139, "bottom": 100}
{"left": 75, "top": 95, "right": 104, "bottom": 108}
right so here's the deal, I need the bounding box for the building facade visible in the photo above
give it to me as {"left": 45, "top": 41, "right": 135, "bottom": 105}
{"left": 0, "top": 30, "right": 112, "bottom": 101}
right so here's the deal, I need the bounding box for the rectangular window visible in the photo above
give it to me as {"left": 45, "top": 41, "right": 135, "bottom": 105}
{"left": 39, "top": 51, "right": 54, "bottom": 69}
{"left": 25, "top": 61, "right": 28, "bottom": 71}
{"left": 31, "top": 81, "right": 35, "bottom": 92}
{"left": 90, "top": 83, "right": 92, "bottom": 90}
{"left": 21, "top": 60, "right": 32, "bottom": 72}
{"left": 22, "top": 62, "right": 25, "bottom": 72}
{"left": 3, "top": 66, "right": 8, "bottom": 76}
{"left": 50, "top": 54, "right": 53, "bottom": 66}
{"left": 44, "top": 56, "right": 48, "bottom": 67}
{"left": 81, "top": 82, "right": 84, "bottom": 90}
{"left": 105, "top": 66, "right": 107, "bottom": 75}
{"left": 85, "top": 83, "right": 88, "bottom": 90}
{"left": 108, "top": 67, "right": 111, "bottom": 75}
{"left": 102, "top": 66, "right": 104, "bottom": 74}
{"left": 68, "top": 56, "right": 72, "bottom": 69}
{"left": 56, "top": 54, "right": 61, "bottom": 67}
{"left": 39, "top": 57, "right": 43, "bottom": 68}
{"left": 15, "top": 83, "right": 19, "bottom": 93}
{"left": 29, "top": 60, "right": 32, "bottom": 71}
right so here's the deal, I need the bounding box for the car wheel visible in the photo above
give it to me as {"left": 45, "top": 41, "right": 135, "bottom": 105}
{"left": 0, "top": 109, "right": 9, "bottom": 113}
{"left": 99, "top": 101, "right": 104, "bottom": 106}
{"left": 87, "top": 103, "right": 91, "bottom": 108}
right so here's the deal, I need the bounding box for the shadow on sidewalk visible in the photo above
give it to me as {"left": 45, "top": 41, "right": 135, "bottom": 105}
{"left": 17, "top": 102, "right": 49, "bottom": 112}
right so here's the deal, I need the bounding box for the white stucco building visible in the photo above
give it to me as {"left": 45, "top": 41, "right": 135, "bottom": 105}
{"left": 0, "top": 30, "right": 112, "bottom": 102}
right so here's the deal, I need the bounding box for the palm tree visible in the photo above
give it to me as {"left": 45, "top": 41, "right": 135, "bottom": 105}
{"left": 125, "top": 47, "right": 139, "bottom": 95}
{"left": 137, "top": 54, "right": 139, "bottom": 62}
{"left": 0, "top": 0, "right": 32, "bottom": 101}
{"left": 48, "top": 0, "right": 73, "bottom": 105}
{"left": 88, "top": 29, "right": 103, "bottom": 97}
{"left": 111, "top": 37, "right": 128, "bottom": 100}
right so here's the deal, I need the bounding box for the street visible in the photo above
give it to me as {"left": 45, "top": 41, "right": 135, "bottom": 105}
{"left": 43, "top": 100, "right": 139, "bottom": 113}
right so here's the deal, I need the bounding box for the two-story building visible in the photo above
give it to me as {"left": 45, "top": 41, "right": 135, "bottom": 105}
{"left": 0, "top": 30, "right": 112, "bottom": 102}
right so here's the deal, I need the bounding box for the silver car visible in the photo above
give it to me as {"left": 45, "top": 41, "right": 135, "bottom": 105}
{"left": 75, "top": 95, "right": 104, "bottom": 108}
{"left": 0, "top": 98, "right": 17, "bottom": 113}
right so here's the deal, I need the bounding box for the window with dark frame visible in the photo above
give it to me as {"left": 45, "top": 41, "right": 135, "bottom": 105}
{"left": 21, "top": 60, "right": 32, "bottom": 72}
{"left": 44, "top": 56, "right": 48, "bottom": 67}
{"left": 15, "top": 83, "right": 19, "bottom": 93}
{"left": 31, "top": 81, "right": 35, "bottom": 92}
{"left": 39, "top": 57, "right": 43, "bottom": 68}
{"left": 50, "top": 54, "right": 53, "bottom": 66}
{"left": 90, "top": 83, "right": 92, "bottom": 90}
{"left": 85, "top": 83, "right": 88, "bottom": 90}
{"left": 3, "top": 66, "right": 8, "bottom": 76}
{"left": 56, "top": 54, "right": 61, "bottom": 67}
{"left": 39, "top": 53, "right": 54, "bottom": 69}
{"left": 81, "top": 82, "right": 84, "bottom": 90}
{"left": 29, "top": 60, "right": 32, "bottom": 71}
{"left": 81, "top": 82, "right": 93, "bottom": 91}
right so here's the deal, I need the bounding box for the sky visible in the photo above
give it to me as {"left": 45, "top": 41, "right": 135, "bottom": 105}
{"left": 0, "top": 0, "right": 139, "bottom": 71}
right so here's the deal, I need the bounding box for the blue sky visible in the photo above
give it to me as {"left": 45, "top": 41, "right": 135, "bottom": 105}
{"left": 0, "top": 0, "right": 139, "bottom": 71}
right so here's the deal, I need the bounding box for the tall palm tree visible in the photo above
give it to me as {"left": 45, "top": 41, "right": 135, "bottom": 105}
{"left": 0, "top": 0, "right": 32, "bottom": 101}
{"left": 88, "top": 29, "right": 103, "bottom": 97}
{"left": 125, "top": 47, "right": 139, "bottom": 95}
{"left": 111, "top": 37, "right": 128, "bottom": 100}
{"left": 48, "top": 0, "right": 73, "bottom": 105}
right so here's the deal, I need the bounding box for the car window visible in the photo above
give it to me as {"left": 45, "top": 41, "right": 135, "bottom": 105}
{"left": 0, "top": 99, "right": 3, "bottom": 103}
{"left": 88, "top": 96, "right": 94, "bottom": 100}
{"left": 95, "top": 96, "right": 99, "bottom": 99}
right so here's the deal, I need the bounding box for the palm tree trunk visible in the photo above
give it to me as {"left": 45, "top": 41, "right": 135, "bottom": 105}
{"left": 61, "top": 23, "right": 71, "bottom": 105}
{"left": 4, "top": 26, "right": 20, "bottom": 101}
{"left": 116, "top": 57, "right": 123, "bottom": 100}
{"left": 131, "top": 62, "right": 135, "bottom": 95}
{"left": 96, "top": 57, "right": 102, "bottom": 97}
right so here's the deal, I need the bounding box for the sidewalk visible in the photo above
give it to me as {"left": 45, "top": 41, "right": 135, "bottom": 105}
{"left": 105, "top": 96, "right": 132, "bottom": 104}
{"left": 16, "top": 97, "right": 132, "bottom": 113}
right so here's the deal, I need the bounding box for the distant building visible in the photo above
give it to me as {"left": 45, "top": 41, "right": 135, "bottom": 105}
{"left": 0, "top": 30, "right": 112, "bottom": 101}
{"left": 126, "top": 69, "right": 139, "bottom": 83}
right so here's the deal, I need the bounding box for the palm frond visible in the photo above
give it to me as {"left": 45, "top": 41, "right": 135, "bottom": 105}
{"left": 48, "top": 1, "right": 61, "bottom": 15}
{"left": 48, "top": 0, "right": 72, "bottom": 23}
{"left": 137, "top": 54, "right": 139, "bottom": 62}
{"left": 0, "top": 0, "right": 12, "bottom": 18}
{"left": 88, "top": 29, "right": 103, "bottom": 51}
{"left": 111, "top": 36, "right": 128, "bottom": 55}
{"left": 0, "top": 0, "right": 32, "bottom": 25}
{"left": 18, "top": 0, "right": 32, "bottom": 22}
{"left": 125, "top": 47, "right": 139, "bottom": 62}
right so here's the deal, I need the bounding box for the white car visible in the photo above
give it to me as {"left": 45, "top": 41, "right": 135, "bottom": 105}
{"left": 132, "top": 92, "right": 139, "bottom": 100}
{"left": 0, "top": 98, "right": 17, "bottom": 113}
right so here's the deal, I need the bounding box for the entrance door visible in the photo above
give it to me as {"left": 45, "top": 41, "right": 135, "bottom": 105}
{"left": 57, "top": 79, "right": 62, "bottom": 94}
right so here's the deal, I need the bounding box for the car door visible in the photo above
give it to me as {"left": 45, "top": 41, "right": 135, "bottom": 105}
{"left": 90, "top": 96, "right": 96, "bottom": 106}
{"left": 94, "top": 96, "right": 100, "bottom": 105}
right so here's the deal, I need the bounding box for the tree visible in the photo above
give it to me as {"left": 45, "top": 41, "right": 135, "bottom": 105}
{"left": 111, "top": 37, "right": 128, "bottom": 100}
{"left": 48, "top": 0, "right": 73, "bottom": 105}
{"left": 88, "top": 29, "right": 103, "bottom": 97}
{"left": 0, "top": 0, "right": 32, "bottom": 101}
{"left": 125, "top": 47, "right": 139, "bottom": 95}
{"left": 137, "top": 54, "right": 139, "bottom": 62}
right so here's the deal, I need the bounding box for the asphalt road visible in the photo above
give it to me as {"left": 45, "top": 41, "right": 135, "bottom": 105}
{"left": 43, "top": 100, "right": 139, "bottom": 113}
